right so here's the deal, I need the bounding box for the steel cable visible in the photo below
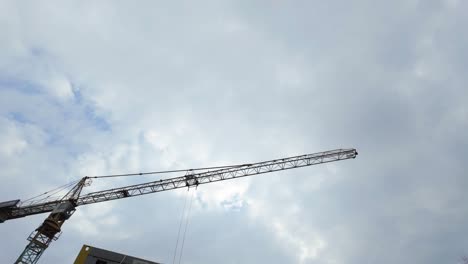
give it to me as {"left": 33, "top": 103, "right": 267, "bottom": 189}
{"left": 178, "top": 190, "right": 195, "bottom": 264}
{"left": 21, "top": 179, "right": 80, "bottom": 205}
{"left": 88, "top": 164, "right": 248, "bottom": 179}
{"left": 172, "top": 189, "right": 190, "bottom": 264}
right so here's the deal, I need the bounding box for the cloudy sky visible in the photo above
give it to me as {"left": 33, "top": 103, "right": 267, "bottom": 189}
{"left": 1, "top": 1, "right": 467, "bottom": 263}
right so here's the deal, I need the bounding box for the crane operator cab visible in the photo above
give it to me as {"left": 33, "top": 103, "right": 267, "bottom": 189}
{"left": 51, "top": 201, "right": 76, "bottom": 220}
{"left": 36, "top": 201, "right": 76, "bottom": 239}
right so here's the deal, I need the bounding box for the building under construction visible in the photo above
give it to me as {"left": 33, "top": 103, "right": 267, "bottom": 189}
{"left": 74, "top": 244, "right": 160, "bottom": 264}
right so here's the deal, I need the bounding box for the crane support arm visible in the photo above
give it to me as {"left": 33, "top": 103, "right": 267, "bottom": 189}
{"left": 77, "top": 148, "right": 357, "bottom": 205}
{"left": 1, "top": 201, "right": 63, "bottom": 222}
{"left": 3, "top": 148, "right": 357, "bottom": 222}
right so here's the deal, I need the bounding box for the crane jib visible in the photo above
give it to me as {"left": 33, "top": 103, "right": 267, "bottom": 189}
{"left": 2, "top": 148, "right": 357, "bottom": 264}
{"left": 77, "top": 148, "right": 357, "bottom": 206}
{"left": 1, "top": 148, "right": 357, "bottom": 222}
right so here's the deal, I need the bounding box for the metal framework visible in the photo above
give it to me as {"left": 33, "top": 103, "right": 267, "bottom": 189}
{"left": 0, "top": 148, "right": 357, "bottom": 264}
{"left": 78, "top": 148, "right": 357, "bottom": 205}
{"left": 11, "top": 176, "right": 91, "bottom": 263}
{"left": 15, "top": 225, "right": 61, "bottom": 263}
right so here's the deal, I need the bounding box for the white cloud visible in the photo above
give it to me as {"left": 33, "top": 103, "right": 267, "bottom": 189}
{"left": 196, "top": 179, "right": 250, "bottom": 211}
{"left": 0, "top": 118, "right": 28, "bottom": 157}
{"left": 0, "top": 1, "right": 467, "bottom": 264}
{"left": 272, "top": 220, "right": 327, "bottom": 263}
{"left": 40, "top": 71, "right": 74, "bottom": 101}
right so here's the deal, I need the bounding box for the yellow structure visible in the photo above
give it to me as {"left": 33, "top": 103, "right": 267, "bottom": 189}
{"left": 74, "top": 244, "right": 160, "bottom": 264}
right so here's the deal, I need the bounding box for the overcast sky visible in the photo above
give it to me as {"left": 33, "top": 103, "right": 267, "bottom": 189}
{"left": 1, "top": 1, "right": 467, "bottom": 263}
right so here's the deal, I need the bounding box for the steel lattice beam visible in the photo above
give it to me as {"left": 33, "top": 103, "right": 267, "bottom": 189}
{"left": 2, "top": 148, "right": 357, "bottom": 264}
{"left": 5, "top": 148, "right": 357, "bottom": 221}
{"left": 77, "top": 148, "right": 357, "bottom": 205}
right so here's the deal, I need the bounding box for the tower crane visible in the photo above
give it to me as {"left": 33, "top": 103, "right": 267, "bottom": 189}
{"left": 0, "top": 148, "right": 358, "bottom": 264}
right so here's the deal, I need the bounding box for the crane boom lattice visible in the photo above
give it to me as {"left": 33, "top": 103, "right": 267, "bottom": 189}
{"left": 0, "top": 148, "right": 358, "bottom": 264}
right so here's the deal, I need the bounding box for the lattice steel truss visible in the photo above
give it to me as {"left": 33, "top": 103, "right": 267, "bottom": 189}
{"left": 15, "top": 229, "right": 60, "bottom": 264}
{"left": 1, "top": 148, "right": 357, "bottom": 264}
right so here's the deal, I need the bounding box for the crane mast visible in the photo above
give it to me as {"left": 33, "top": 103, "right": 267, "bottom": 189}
{"left": 0, "top": 148, "right": 357, "bottom": 264}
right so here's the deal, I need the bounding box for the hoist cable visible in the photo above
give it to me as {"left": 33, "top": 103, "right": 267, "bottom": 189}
{"left": 88, "top": 164, "right": 249, "bottom": 179}
{"left": 21, "top": 179, "right": 81, "bottom": 204}
{"left": 43, "top": 181, "right": 81, "bottom": 201}
{"left": 178, "top": 190, "right": 195, "bottom": 264}
{"left": 172, "top": 189, "right": 190, "bottom": 264}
